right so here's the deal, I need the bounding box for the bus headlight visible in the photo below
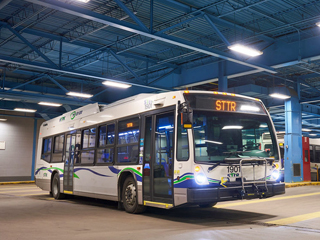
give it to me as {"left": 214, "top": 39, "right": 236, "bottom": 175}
{"left": 195, "top": 173, "right": 208, "bottom": 185}
{"left": 271, "top": 170, "right": 280, "bottom": 180}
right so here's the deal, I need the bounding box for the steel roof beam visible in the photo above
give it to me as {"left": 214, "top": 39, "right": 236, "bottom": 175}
{"left": 160, "top": 0, "right": 274, "bottom": 43}
{"left": 0, "top": 0, "right": 12, "bottom": 10}
{"left": 6, "top": 74, "right": 46, "bottom": 92}
{"left": 113, "top": 0, "right": 148, "bottom": 32}
{"left": 0, "top": 90, "right": 93, "bottom": 106}
{"left": 203, "top": 14, "right": 230, "bottom": 46}
{"left": 0, "top": 54, "right": 172, "bottom": 91}
{"left": 109, "top": 49, "right": 141, "bottom": 81}
{"left": 25, "top": 0, "right": 276, "bottom": 73}
{"left": 12, "top": 25, "right": 177, "bottom": 69}
{"left": 0, "top": 22, "right": 57, "bottom": 68}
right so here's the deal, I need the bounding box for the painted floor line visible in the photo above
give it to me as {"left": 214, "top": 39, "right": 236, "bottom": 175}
{"left": 16, "top": 193, "right": 48, "bottom": 196}
{"left": 266, "top": 211, "right": 320, "bottom": 225}
{"left": 216, "top": 192, "right": 320, "bottom": 208}
{"left": 0, "top": 189, "right": 43, "bottom": 193}
{"left": 0, "top": 186, "right": 39, "bottom": 190}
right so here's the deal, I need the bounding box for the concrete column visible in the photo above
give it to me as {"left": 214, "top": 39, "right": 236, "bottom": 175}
{"left": 284, "top": 96, "right": 303, "bottom": 182}
{"left": 218, "top": 61, "right": 227, "bottom": 92}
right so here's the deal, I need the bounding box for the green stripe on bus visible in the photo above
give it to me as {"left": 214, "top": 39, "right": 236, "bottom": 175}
{"left": 118, "top": 167, "right": 142, "bottom": 177}
{"left": 174, "top": 175, "right": 194, "bottom": 184}
{"left": 37, "top": 167, "right": 79, "bottom": 179}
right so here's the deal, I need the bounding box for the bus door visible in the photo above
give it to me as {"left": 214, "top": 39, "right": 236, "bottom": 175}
{"left": 63, "top": 133, "right": 78, "bottom": 192}
{"left": 143, "top": 109, "right": 175, "bottom": 204}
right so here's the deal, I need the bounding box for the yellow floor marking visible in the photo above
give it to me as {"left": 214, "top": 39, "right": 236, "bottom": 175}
{"left": 266, "top": 211, "right": 320, "bottom": 225}
{"left": 0, "top": 189, "right": 43, "bottom": 193}
{"left": 0, "top": 186, "right": 38, "bottom": 190}
{"left": 216, "top": 192, "right": 320, "bottom": 208}
{"left": 16, "top": 193, "right": 48, "bottom": 196}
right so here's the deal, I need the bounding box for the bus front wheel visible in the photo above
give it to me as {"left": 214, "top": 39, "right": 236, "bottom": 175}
{"left": 51, "top": 173, "right": 65, "bottom": 200}
{"left": 122, "top": 176, "right": 145, "bottom": 214}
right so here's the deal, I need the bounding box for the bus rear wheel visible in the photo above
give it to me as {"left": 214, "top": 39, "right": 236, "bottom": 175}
{"left": 51, "top": 173, "right": 65, "bottom": 200}
{"left": 198, "top": 202, "right": 217, "bottom": 208}
{"left": 122, "top": 176, "right": 145, "bottom": 214}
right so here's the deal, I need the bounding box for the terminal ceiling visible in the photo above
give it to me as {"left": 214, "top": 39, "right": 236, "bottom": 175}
{"left": 0, "top": 0, "right": 320, "bottom": 135}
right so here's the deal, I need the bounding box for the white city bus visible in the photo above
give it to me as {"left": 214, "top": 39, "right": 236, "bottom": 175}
{"left": 35, "top": 90, "right": 285, "bottom": 213}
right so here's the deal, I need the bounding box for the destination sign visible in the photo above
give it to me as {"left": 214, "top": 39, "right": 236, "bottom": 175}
{"left": 184, "top": 93, "right": 266, "bottom": 115}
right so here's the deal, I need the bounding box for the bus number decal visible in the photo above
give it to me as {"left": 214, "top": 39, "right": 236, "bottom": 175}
{"left": 227, "top": 166, "right": 240, "bottom": 173}
{"left": 227, "top": 166, "right": 240, "bottom": 177}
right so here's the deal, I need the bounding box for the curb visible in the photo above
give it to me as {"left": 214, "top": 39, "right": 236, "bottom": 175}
{"left": 0, "top": 181, "right": 35, "bottom": 185}
{"left": 285, "top": 182, "right": 320, "bottom": 188}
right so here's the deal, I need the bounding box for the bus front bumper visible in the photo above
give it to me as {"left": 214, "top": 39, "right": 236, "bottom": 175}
{"left": 187, "top": 182, "right": 285, "bottom": 204}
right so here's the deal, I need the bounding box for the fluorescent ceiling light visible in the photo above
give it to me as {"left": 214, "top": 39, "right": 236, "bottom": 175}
{"left": 14, "top": 108, "right": 36, "bottom": 113}
{"left": 76, "top": 0, "right": 90, "bottom": 2}
{"left": 316, "top": 22, "right": 320, "bottom": 27}
{"left": 67, "top": 92, "right": 93, "bottom": 98}
{"left": 228, "top": 44, "right": 263, "bottom": 57}
{"left": 309, "top": 133, "right": 317, "bottom": 136}
{"left": 0, "top": 118, "right": 7, "bottom": 121}
{"left": 222, "top": 125, "right": 243, "bottom": 130}
{"left": 204, "top": 140, "right": 223, "bottom": 145}
{"left": 240, "top": 105, "right": 260, "bottom": 112}
{"left": 38, "top": 102, "right": 62, "bottom": 107}
{"left": 102, "top": 81, "right": 131, "bottom": 89}
{"left": 269, "top": 93, "right": 291, "bottom": 99}
{"left": 302, "top": 128, "right": 312, "bottom": 132}
{"left": 259, "top": 124, "right": 268, "bottom": 128}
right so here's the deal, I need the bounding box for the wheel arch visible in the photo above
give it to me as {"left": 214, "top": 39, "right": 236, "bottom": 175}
{"left": 50, "top": 170, "right": 61, "bottom": 192}
{"left": 118, "top": 170, "right": 137, "bottom": 202}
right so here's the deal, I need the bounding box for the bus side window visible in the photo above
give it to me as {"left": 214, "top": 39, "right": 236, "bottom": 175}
{"left": 42, "top": 137, "right": 52, "bottom": 162}
{"left": 177, "top": 114, "right": 189, "bottom": 161}
{"left": 97, "top": 124, "right": 115, "bottom": 164}
{"left": 81, "top": 128, "right": 95, "bottom": 165}
{"left": 117, "top": 118, "right": 139, "bottom": 164}
{"left": 52, "top": 134, "right": 64, "bottom": 162}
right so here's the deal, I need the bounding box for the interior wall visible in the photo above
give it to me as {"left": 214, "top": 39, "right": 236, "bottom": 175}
{"left": 0, "top": 115, "right": 44, "bottom": 182}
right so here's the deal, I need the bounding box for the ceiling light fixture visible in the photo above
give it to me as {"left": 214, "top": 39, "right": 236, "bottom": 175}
{"left": 309, "top": 133, "right": 317, "bottom": 136}
{"left": 302, "top": 128, "right": 312, "bottom": 132}
{"left": 222, "top": 125, "right": 243, "bottom": 130}
{"left": 316, "top": 22, "right": 320, "bottom": 27}
{"left": 102, "top": 81, "right": 132, "bottom": 89}
{"left": 38, "top": 102, "right": 62, "bottom": 107}
{"left": 76, "top": 0, "right": 90, "bottom": 3}
{"left": 14, "top": 108, "right": 37, "bottom": 113}
{"left": 204, "top": 140, "right": 223, "bottom": 145}
{"left": 240, "top": 105, "right": 260, "bottom": 112}
{"left": 228, "top": 44, "right": 263, "bottom": 57}
{"left": 0, "top": 118, "right": 7, "bottom": 121}
{"left": 66, "top": 92, "right": 93, "bottom": 98}
{"left": 269, "top": 93, "right": 291, "bottom": 99}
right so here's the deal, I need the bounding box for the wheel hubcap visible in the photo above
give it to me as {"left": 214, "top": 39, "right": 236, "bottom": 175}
{"left": 125, "top": 183, "right": 136, "bottom": 206}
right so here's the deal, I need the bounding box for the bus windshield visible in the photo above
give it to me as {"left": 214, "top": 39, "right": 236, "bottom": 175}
{"left": 193, "top": 110, "right": 278, "bottom": 163}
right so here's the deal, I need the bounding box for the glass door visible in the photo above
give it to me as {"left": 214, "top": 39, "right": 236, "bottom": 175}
{"left": 143, "top": 110, "right": 174, "bottom": 203}
{"left": 63, "top": 134, "right": 76, "bottom": 192}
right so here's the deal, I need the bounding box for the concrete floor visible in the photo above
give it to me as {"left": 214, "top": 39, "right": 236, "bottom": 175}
{"left": 0, "top": 184, "right": 320, "bottom": 240}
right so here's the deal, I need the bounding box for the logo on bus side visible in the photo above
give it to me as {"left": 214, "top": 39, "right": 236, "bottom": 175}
{"left": 70, "top": 110, "right": 83, "bottom": 120}
{"left": 59, "top": 116, "right": 65, "bottom": 122}
{"left": 144, "top": 100, "right": 153, "bottom": 110}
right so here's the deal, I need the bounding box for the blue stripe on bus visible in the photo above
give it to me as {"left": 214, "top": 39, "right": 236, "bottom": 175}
{"left": 74, "top": 168, "right": 111, "bottom": 177}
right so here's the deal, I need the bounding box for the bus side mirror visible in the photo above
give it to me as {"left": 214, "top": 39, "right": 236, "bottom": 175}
{"left": 179, "top": 102, "right": 193, "bottom": 129}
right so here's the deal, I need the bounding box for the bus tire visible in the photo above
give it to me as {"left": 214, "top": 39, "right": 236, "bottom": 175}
{"left": 51, "top": 173, "right": 65, "bottom": 200}
{"left": 122, "top": 176, "right": 145, "bottom": 214}
{"left": 198, "top": 202, "right": 217, "bottom": 208}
